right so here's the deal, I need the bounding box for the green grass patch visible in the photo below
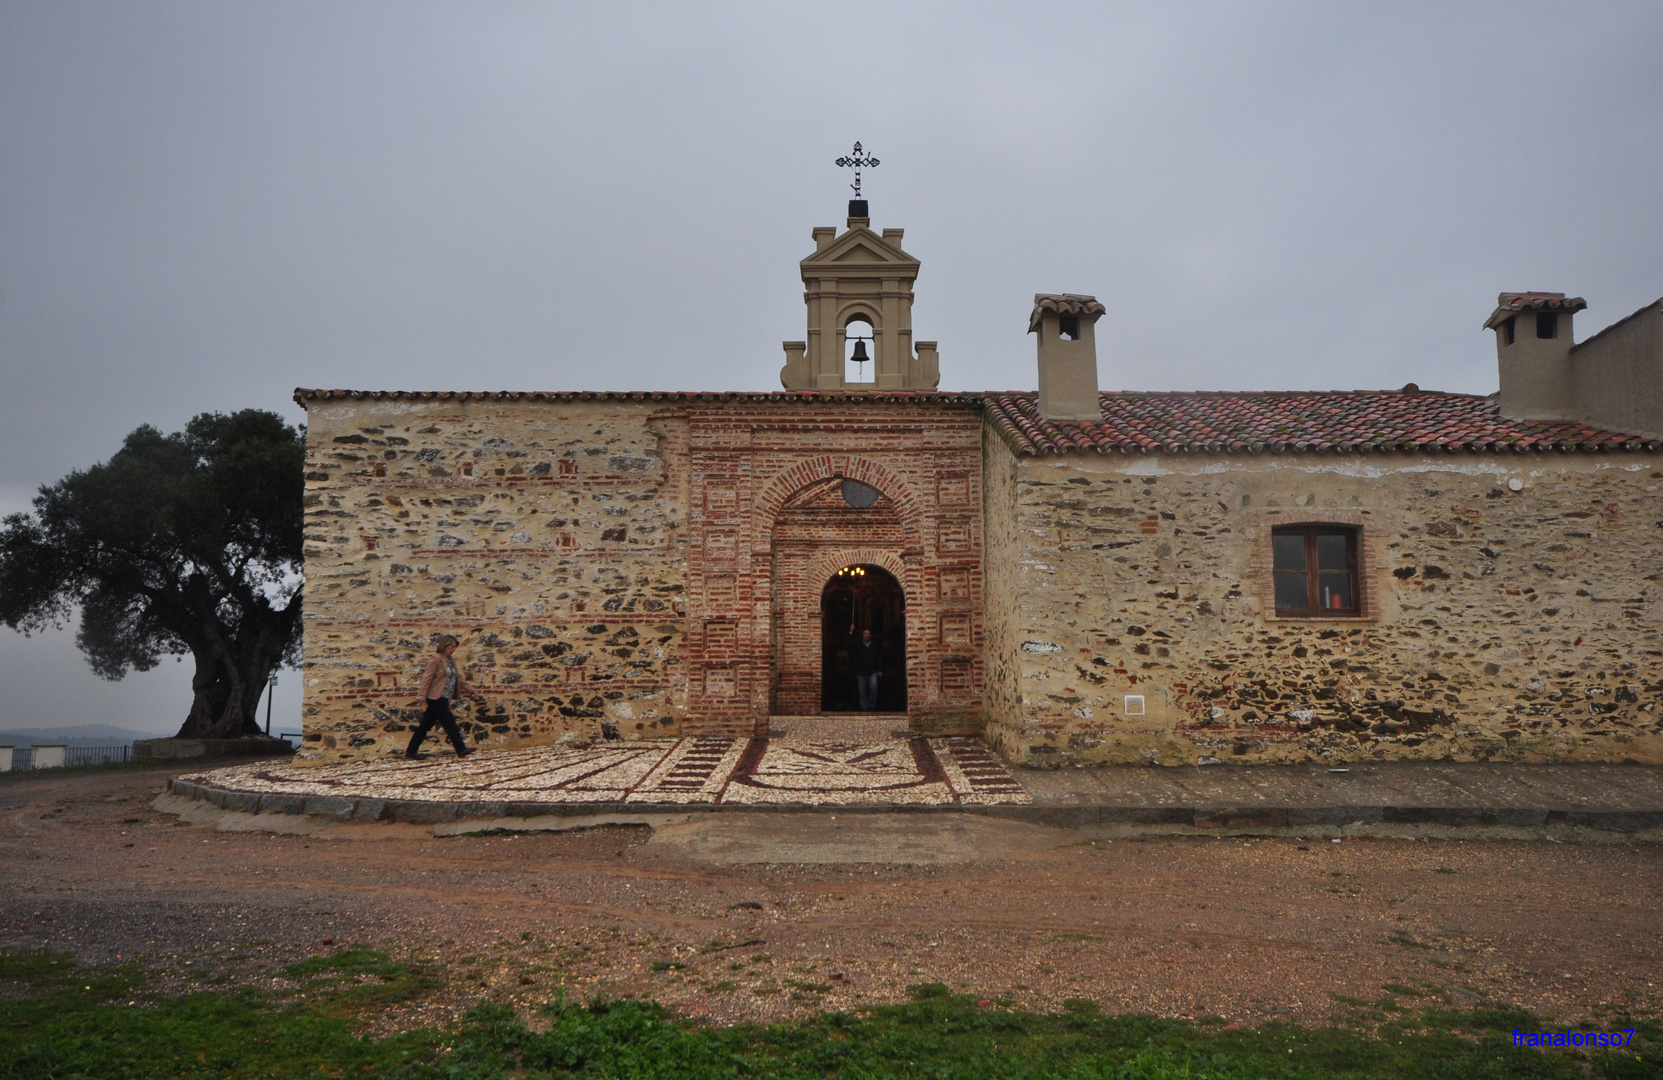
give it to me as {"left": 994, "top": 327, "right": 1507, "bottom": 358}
{"left": 282, "top": 945, "right": 444, "bottom": 1015}
{"left": 3, "top": 951, "right": 1661, "bottom": 1078}
{"left": 431, "top": 988, "right": 1663, "bottom": 1079}
{"left": 0, "top": 949, "right": 441, "bottom": 1078}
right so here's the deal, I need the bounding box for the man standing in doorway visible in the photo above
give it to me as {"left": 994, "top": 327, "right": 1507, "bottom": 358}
{"left": 847, "top": 624, "right": 883, "bottom": 711}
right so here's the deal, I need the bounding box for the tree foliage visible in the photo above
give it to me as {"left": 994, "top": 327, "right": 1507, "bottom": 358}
{"left": 0, "top": 410, "right": 305, "bottom": 739}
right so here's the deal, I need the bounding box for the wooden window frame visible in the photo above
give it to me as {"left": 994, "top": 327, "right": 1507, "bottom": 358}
{"left": 1271, "top": 524, "right": 1361, "bottom": 618}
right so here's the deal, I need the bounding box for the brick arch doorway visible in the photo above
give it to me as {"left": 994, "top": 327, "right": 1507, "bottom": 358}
{"left": 820, "top": 564, "right": 907, "bottom": 713}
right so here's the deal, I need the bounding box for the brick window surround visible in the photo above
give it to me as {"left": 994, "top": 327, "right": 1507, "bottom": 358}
{"left": 1272, "top": 524, "right": 1360, "bottom": 615}
{"left": 1250, "top": 511, "right": 1382, "bottom": 623}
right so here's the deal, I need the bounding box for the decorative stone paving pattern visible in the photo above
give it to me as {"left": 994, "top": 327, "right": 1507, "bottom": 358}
{"left": 721, "top": 738, "right": 957, "bottom": 805}
{"left": 930, "top": 739, "right": 1033, "bottom": 805}
{"left": 179, "top": 733, "right": 1030, "bottom": 808}
{"left": 180, "top": 742, "right": 724, "bottom": 806}
{"left": 622, "top": 738, "right": 750, "bottom": 804}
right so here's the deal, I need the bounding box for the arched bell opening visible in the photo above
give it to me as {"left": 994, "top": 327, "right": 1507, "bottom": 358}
{"left": 820, "top": 564, "right": 907, "bottom": 713}
{"left": 843, "top": 315, "right": 876, "bottom": 385}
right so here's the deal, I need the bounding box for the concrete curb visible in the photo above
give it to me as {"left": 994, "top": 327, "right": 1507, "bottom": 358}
{"left": 164, "top": 776, "right": 1663, "bottom": 833}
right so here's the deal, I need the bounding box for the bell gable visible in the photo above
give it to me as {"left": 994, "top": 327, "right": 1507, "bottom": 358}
{"left": 781, "top": 209, "right": 939, "bottom": 391}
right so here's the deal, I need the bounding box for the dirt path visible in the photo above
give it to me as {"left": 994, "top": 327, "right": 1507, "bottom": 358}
{"left": 3, "top": 762, "right": 1659, "bottom": 1032}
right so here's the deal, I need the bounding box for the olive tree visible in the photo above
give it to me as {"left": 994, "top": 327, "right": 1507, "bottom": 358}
{"left": 0, "top": 410, "right": 304, "bottom": 739}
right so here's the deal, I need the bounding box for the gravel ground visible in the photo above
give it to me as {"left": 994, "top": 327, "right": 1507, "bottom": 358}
{"left": 3, "top": 761, "right": 1660, "bottom": 1034}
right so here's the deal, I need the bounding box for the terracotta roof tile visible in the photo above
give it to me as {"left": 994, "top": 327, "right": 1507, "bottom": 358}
{"left": 294, "top": 389, "right": 983, "bottom": 406}
{"left": 1483, "top": 291, "right": 1587, "bottom": 330}
{"left": 983, "top": 389, "right": 1662, "bottom": 456}
{"left": 1028, "top": 293, "right": 1107, "bottom": 333}
{"left": 295, "top": 387, "right": 1662, "bottom": 456}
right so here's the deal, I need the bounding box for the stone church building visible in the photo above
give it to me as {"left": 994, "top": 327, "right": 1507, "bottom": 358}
{"left": 296, "top": 200, "right": 1663, "bottom": 767}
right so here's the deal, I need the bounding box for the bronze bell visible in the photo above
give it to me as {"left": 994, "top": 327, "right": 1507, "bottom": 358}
{"left": 850, "top": 339, "right": 870, "bottom": 365}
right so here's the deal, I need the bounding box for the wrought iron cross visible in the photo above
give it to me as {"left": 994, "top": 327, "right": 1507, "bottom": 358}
{"left": 835, "top": 141, "right": 879, "bottom": 198}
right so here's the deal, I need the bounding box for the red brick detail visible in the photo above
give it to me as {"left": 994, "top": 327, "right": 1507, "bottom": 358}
{"left": 806, "top": 547, "right": 908, "bottom": 587}
{"left": 774, "top": 544, "right": 914, "bottom": 716}
{"left": 753, "top": 454, "right": 926, "bottom": 547}
{"left": 1247, "top": 510, "right": 1384, "bottom": 623}
{"left": 677, "top": 400, "right": 984, "bottom": 736}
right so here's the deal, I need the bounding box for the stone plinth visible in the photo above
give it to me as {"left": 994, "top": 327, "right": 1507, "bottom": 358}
{"left": 133, "top": 737, "right": 293, "bottom": 760}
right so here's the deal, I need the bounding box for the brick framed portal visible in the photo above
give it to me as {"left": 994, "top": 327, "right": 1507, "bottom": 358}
{"left": 777, "top": 541, "right": 911, "bottom": 715}
{"left": 679, "top": 397, "right": 985, "bottom": 737}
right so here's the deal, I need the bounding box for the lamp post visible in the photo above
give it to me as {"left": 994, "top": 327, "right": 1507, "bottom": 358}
{"left": 264, "top": 674, "right": 277, "bottom": 737}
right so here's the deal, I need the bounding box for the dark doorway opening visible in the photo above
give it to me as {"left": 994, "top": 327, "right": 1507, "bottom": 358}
{"left": 820, "top": 564, "right": 907, "bottom": 712}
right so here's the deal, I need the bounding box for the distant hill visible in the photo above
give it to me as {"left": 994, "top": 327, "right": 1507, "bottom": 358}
{"left": 0, "top": 723, "right": 175, "bottom": 747}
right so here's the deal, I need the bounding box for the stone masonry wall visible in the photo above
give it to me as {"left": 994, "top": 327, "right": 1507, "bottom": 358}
{"left": 298, "top": 393, "right": 985, "bottom": 761}
{"left": 985, "top": 440, "right": 1663, "bottom": 767}
{"left": 298, "top": 396, "right": 689, "bottom": 763}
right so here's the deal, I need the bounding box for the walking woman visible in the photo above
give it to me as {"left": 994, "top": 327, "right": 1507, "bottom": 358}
{"left": 405, "top": 635, "right": 479, "bottom": 759}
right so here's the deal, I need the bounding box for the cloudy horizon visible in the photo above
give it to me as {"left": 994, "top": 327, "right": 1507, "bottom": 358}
{"left": 3, "top": 1, "right": 1661, "bottom": 736}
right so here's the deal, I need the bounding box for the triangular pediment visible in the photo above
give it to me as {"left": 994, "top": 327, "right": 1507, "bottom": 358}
{"left": 834, "top": 242, "right": 888, "bottom": 262}
{"left": 801, "top": 226, "right": 918, "bottom": 271}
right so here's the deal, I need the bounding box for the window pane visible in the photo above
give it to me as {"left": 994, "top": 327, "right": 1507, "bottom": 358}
{"left": 1272, "top": 533, "right": 1307, "bottom": 571}
{"left": 1275, "top": 572, "right": 1309, "bottom": 612}
{"left": 1317, "top": 572, "right": 1352, "bottom": 610}
{"left": 1315, "top": 533, "right": 1350, "bottom": 571}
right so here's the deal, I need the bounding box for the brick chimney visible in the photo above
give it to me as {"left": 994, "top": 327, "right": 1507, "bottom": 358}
{"left": 1030, "top": 294, "right": 1106, "bottom": 422}
{"left": 1485, "top": 292, "right": 1586, "bottom": 422}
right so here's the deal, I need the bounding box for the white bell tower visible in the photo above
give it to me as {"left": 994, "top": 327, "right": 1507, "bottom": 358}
{"left": 780, "top": 144, "right": 940, "bottom": 390}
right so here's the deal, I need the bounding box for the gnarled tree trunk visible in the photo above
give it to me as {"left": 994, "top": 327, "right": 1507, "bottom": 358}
{"left": 173, "top": 594, "right": 301, "bottom": 740}
{"left": 177, "top": 651, "right": 263, "bottom": 738}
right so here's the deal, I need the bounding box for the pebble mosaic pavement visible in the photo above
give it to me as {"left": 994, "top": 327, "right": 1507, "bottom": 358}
{"left": 180, "top": 719, "right": 1031, "bottom": 808}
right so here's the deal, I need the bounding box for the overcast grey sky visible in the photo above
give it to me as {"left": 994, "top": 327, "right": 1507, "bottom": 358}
{"left": 2, "top": 1, "right": 1661, "bottom": 736}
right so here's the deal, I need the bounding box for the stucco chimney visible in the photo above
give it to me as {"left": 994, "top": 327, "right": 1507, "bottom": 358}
{"left": 1030, "top": 294, "right": 1106, "bottom": 422}
{"left": 1485, "top": 292, "right": 1586, "bottom": 422}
